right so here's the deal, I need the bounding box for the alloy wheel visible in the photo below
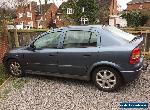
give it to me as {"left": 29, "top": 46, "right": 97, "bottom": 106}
{"left": 9, "top": 61, "right": 22, "bottom": 76}
{"left": 96, "top": 70, "right": 117, "bottom": 89}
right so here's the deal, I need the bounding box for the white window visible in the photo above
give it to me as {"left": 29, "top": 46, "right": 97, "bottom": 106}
{"left": 82, "top": 7, "right": 85, "bottom": 13}
{"left": 57, "top": 16, "right": 59, "bottom": 19}
{"left": 67, "top": 8, "right": 74, "bottom": 14}
{"left": 27, "top": 12, "right": 32, "bottom": 17}
{"left": 19, "top": 13, "right": 23, "bottom": 18}
{"left": 80, "top": 17, "right": 89, "bottom": 25}
{"left": 28, "top": 21, "right": 33, "bottom": 27}
{"left": 139, "top": 5, "right": 143, "bottom": 9}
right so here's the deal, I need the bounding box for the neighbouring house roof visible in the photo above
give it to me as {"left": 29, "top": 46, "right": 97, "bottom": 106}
{"left": 128, "top": 0, "right": 150, "bottom": 4}
{"left": 56, "top": 2, "right": 66, "bottom": 15}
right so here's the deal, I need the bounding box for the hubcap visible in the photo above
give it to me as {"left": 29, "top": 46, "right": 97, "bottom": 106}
{"left": 96, "top": 70, "right": 116, "bottom": 89}
{"left": 10, "top": 61, "right": 22, "bottom": 75}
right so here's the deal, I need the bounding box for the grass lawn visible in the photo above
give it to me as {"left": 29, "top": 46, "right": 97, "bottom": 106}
{"left": 0, "top": 64, "right": 9, "bottom": 86}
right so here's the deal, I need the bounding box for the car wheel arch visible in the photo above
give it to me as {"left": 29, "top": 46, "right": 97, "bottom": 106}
{"left": 5, "top": 58, "right": 20, "bottom": 66}
{"left": 88, "top": 63, "right": 124, "bottom": 83}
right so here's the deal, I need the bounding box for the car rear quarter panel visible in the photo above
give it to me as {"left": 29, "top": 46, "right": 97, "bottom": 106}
{"left": 88, "top": 46, "right": 135, "bottom": 74}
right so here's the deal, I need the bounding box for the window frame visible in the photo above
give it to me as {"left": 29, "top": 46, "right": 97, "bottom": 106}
{"left": 27, "top": 12, "right": 32, "bottom": 18}
{"left": 62, "top": 28, "right": 99, "bottom": 49}
{"left": 67, "top": 8, "right": 74, "bottom": 14}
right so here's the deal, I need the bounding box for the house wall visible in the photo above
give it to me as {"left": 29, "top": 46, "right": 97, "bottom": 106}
{"left": 15, "top": 2, "right": 37, "bottom": 28}
{"left": 127, "top": 2, "right": 150, "bottom": 10}
{"left": 15, "top": 2, "right": 58, "bottom": 29}
{"left": 42, "top": 4, "right": 58, "bottom": 28}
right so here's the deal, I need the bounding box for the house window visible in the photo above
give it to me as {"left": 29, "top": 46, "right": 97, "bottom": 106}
{"left": 82, "top": 7, "right": 85, "bottom": 13}
{"left": 67, "top": 8, "right": 74, "bottom": 14}
{"left": 139, "top": 5, "right": 143, "bottom": 9}
{"left": 80, "top": 17, "right": 89, "bottom": 25}
{"left": 19, "top": 13, "right": 23, "bottom": 18}
{"left": 20, "top": 22, "right": 24, "bottom": 25}
{"left": 27, "top": 12, "right": 32, "bottom": 17}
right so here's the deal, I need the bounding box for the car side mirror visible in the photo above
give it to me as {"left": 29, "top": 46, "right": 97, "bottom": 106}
{"left": 29, "top": 43, "right": 36, "bottom": 51}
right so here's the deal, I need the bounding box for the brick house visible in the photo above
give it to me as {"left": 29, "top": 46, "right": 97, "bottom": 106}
{"left": 15, "top": 1, "right": 58, "bottom": 29}
{"left": 127, "top": 0, "right": 150, "bottom": 26}
{"left": 127, "top": 0, "right": 150, "bottom": 10}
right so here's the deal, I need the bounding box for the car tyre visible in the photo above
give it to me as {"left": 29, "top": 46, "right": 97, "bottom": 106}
{"left": 92, "top": 67, "right": 122, "bottom": 92}
{"left": 7, "top": 59, "right": 24, "bottom": 77}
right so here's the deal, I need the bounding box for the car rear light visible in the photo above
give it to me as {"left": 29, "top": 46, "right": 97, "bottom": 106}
{"left": 130, "top": 47, "right": 140, "bottom": 64}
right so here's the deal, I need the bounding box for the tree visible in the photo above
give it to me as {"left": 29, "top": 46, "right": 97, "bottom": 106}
{"left": 16, "top": 0, "right": 28, "bottom": 6}
{"left": 58, "top": 0, "right": 77, "bottom": 26}
{"left": 74, "top": 0, "right": 99, "bottom": 24}
{"left": 0, "top": 0, "right": 27, "bottom": 47}
{"left": 121, "top": 11, "right": 148, "bottom": 27}
{"left": 97, "top": 0, "right": 111, "bottom": 24}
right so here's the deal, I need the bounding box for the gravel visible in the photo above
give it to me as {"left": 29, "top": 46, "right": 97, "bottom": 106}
{"left": 0, "top": 61, "right": 150, "bottom": 110}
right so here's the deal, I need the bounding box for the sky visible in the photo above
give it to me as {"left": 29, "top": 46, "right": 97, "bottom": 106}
{"left": 0, "top": 0, "right": 132, "bottom": 9}
{"left": 117, "top": 0, "right": 132, "bottom": 9}
{"left": 32, "top": 0, "right": 132, "bottom": 9}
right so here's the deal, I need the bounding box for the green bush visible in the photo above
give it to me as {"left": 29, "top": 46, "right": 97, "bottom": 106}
{"left": 0, "top": 65, "right": 9, "bottom": 86}
{"left": 121, "top": 11, "right": 148, "bottom": 27}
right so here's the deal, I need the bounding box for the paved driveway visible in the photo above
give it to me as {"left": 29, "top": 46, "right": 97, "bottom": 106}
{"left": 0, "top": 61, "right": 150, "bottom": 110}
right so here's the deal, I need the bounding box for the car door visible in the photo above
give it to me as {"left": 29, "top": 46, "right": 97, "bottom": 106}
{"left": 58, "top": 28, "right": 99, "bottom": 76}
{"left": 24, "top": 31, "right": 62, "bottom": 74}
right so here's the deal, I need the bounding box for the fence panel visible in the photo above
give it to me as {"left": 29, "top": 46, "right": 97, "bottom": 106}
{"left": 7, "top": 29, "right": 150, "bottom": 54}
{"left": 124, "top": 30, "right": 150, "bottom": 53}
{"left": 8, "top": 29, "right": 48, "bottom": 48}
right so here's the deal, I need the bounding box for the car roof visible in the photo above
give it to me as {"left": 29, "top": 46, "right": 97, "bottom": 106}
{"left": 67, "top": 25, "right": 103, "bottom": 29}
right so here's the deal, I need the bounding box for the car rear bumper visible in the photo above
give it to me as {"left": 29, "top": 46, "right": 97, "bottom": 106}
{"left": 121, "top": 66, "right": 143, "bottom": 83}
{"left": 120, "top": 57, "right": 147, "bottom": 83}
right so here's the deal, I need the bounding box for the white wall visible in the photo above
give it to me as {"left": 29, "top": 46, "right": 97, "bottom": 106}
{"left": 16, "top": 25, "right": 24, "bottom": 29}
{"left": 109, "top": 16, "right": 127, "bottom": 27}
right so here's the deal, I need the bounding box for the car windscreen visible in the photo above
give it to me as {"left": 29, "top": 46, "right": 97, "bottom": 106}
{"left": 105, "top": 26, "right": 136, "bottom": 42}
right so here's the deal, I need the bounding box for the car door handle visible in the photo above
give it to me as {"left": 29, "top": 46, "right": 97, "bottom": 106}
{"left": 49, "top": 54, "right": 55, "bottom": 56}
{"left": 83, "top": 54, "right": 91, "bottom": 57}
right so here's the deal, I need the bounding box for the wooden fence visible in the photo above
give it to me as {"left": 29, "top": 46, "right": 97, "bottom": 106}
{"left": 1, "top": 28, "right": 150, "bottom": 54}
{"left": 8, "top": 29, "right": 48, "bottom": 49}
{"left": 122, "top": 29, "right": 150, "bottom": 53}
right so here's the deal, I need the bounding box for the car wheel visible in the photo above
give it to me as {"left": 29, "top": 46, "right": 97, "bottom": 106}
{"left": 7, "top": 59, "right": 24, "bottom": 77}
{"left": 92, "top": 67, "right": 122, "bottom": 92}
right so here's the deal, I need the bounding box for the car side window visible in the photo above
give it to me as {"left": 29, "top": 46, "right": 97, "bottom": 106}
{"left": 63, "top": 30, "right": 97, "bottom": 48}
{"left": 34, "top": 32, "right": 60, "bottom": 49}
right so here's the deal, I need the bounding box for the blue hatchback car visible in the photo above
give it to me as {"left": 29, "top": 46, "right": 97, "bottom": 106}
{"left": 3, "top": 25, "right": 145, "bottom": 92}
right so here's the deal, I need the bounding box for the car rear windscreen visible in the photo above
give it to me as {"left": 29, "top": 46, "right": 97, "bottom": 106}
{"left": 105, "top": 26, "right": 136, "bottom": 42}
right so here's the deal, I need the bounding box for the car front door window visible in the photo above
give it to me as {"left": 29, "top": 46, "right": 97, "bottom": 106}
{"left": 34, "top": 32, "right": 60, "bottom": 49}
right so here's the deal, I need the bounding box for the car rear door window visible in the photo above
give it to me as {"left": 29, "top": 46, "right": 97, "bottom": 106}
{"left": 63, "top": 30, "right": 97, "bottom": 48}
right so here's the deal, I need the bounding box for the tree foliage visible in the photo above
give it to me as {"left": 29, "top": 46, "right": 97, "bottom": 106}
{"left": 59, "top": 0, "right": 112, "bottom": 25}
{"left": 74, "top": 0, "right": 99, "bottom": 24}
{"left": 121, "top": 11, "right": 148, "bottom": 27}
{"left": 60, "top": 0, "right": 99, "bottom": 25}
